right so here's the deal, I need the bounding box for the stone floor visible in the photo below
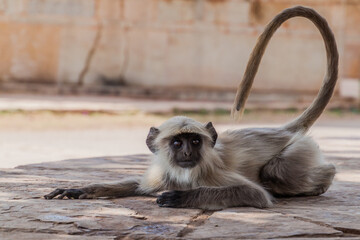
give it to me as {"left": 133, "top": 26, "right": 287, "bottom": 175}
{"left": 1, "top": 123, "right": 360, "bottom": 240}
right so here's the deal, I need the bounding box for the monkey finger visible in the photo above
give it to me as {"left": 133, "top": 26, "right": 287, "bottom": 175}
{"left": 79, "top": 193, "right": 95, "bottom": 199}
{"left": 44, "top": 188, "right": 65, "bottom": 199}
{"left": 58, "top": 191, "right": 68, "bottom": 199}
{"left": 156, "top": 191, "right": 183, "bottom": 208}
{"left": 79, "top": 194, "right": 88, "bottom": 199}
{"left": 57, "top": 189, "right": 85, "bottom": 199}
{"left": 157, "top": 199, "right": 179, "bottom": 208}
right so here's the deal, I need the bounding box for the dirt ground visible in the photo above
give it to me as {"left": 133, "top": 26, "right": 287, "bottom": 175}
{"left": 1, "top": 109, "right": 360, "bottom": 168}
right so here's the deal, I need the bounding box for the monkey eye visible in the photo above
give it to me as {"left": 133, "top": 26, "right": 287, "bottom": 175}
{"left": 192, "top": 139, "right": 200, "bottom": 145}
{"left": 173, "top": 140, "right": 182, "bottom": 148}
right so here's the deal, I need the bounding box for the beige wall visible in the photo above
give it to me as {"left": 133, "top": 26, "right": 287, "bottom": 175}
{"left": 0, "top": 0, "right": 359, "bottom": 94}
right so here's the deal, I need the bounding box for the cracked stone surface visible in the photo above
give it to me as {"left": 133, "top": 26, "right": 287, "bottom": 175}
{"left": 1, "top": 127, "right": 360, "bottom": 239}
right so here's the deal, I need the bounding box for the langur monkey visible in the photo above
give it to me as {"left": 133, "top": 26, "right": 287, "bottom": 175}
{"left": 45, "top": 6, "right": 338, "bottom": 210}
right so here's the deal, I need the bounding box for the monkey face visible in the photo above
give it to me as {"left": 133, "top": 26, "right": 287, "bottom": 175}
{"left": 169, "top": 133, "right": 203, "bottom": 168}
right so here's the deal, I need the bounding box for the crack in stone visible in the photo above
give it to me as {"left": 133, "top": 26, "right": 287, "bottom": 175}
{"left": 77, "top": 21, "right": 103, "bottom": 86}
{"left": 0, "top": 225, "right": 118, "bottom": 238}
{"left": 70, "top": 228, "right": 116, "bottom": 236}
{"left": 30, "top": 218, "right": 74, "bottom": 225}
{"left": 0, "top": 227, "right": 66, "bottom": 234}
{"left": 267, "top": 210, "right": 356, "bottom": 238}
{"left": 292, "top": 216, "right": 336, "bottom": 229}
{"left": 2, "top": 205, "right": 26, "bottom": 214}
{"left": 274, "top": 232, "right": 344, "bottom": 238}
{"left": 176, "top": 210, "right": 215, "bottom": 238}
{"left": 292, "top": 216, "right": 360, "bottom": 237}
{"left": 2, "top": 205, "right": 15, "bottom": 212}
{"left": 334, "top": 227, "right": 360, "bottom": 236}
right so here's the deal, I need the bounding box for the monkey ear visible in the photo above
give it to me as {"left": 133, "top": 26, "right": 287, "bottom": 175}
{"left": 146, "top": 127, "right": 160, "bottom": 153}
{"left": 205, "top": 122, "right": 218, "bottom": 147}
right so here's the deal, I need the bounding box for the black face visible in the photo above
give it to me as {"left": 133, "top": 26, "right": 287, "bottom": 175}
{"left": 169, "top": 133, "right": 203, "bottom": 168}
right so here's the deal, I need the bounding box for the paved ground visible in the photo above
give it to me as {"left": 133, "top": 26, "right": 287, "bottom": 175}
{"left": 1, "top": 94, "right": 359, "bottom": 168}
{"left": 0, "top": 94, "right": 234, "bottom": 113}
{"left": 0, "top": 94, "right": 360, "bottom": 239}
{"left": 1, "top": 123, "right": 360, "bottom": 239}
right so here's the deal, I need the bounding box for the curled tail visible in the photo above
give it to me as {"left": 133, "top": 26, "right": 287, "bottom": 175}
{"left": 231, "top": 6, "right": 338, "bottom": 133}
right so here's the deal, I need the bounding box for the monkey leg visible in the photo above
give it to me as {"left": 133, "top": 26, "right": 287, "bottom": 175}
{"left": 298, "top": 164, "right": 336, "bottom": 196}
{"left": 261, "top": 161, "right": 335, "bottom": 197}
{"left": 157, "top": 184, "right": 273, "bottom": 210}
{"left": 44, "top": 178, "right": 145, "bottom": 200}
{"left": 260, "top": 137, "right": 336, "bottom": 197}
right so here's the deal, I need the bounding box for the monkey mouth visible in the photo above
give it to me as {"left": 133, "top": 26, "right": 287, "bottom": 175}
{"left": 176, "top": 161, "right": 197, "bottom": 168}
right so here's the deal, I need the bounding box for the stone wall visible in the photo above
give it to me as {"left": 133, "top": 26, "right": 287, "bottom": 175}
{"left": 0, "top": 0, "right": 359, "bottom": 96}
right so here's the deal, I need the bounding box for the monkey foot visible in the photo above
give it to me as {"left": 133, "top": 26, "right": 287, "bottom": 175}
{"left": 44, "top": 188, "right": 86, "bottom": 200}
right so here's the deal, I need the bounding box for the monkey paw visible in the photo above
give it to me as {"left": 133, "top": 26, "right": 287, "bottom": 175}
{"left": 44, "top": 188, "right": 91, "bottom": 200}
{"left": 156, "top": 190, "right": 185, "bottom": 208}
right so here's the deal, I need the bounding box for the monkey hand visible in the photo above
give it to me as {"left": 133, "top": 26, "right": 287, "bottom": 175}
{"left": 156, "top": 190, "right": 186, "bottom": 208}
{"left": 44, "top": 188, "right": 94, "bottom": 200}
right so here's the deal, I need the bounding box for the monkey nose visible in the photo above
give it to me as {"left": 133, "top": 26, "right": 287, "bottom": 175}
{"left": 184, "top": 152, "right": 192, "bottom": 157}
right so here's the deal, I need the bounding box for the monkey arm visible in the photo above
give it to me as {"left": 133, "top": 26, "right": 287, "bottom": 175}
{"left": 157, "top": 185, "right": 272, "bottom": 210}
{"left": 44, "top": 163, "right": 166, "bottom": 200}
{"left": 44, "top": 177, "right": 162, "bottom": 200}
{"left": 157, "top": 177, "right": 273, "bottom": 210}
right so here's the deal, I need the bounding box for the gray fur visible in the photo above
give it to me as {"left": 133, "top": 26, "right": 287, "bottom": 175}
{"left": 44, "top": 6, "right": 337, "bottom": 210}
{"left": 44, "top": 118, "right": 336, "bottom": 209}
{"left": 232, "top": 6, "right": 338, "bottom": 134}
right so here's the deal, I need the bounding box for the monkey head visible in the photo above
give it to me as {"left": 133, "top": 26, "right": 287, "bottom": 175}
{"left": 146, "top": 116, "right": 218, "bottom": 168}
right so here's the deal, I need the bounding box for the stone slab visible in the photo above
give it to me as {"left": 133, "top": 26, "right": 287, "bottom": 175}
{"left": 1, "top": 122, "right": 360, "bottom": 239}
{"left": 187, "top": 208, "right": 341, "bottom": 239}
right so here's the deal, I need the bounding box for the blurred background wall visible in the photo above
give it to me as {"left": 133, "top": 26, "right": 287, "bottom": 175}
{"left": 0, "top": 0, "right": 359, "bottom": 102}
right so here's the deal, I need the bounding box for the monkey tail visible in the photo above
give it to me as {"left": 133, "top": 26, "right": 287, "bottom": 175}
{"left": 231, "top": 6, "right": 338, "bottom": 133}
